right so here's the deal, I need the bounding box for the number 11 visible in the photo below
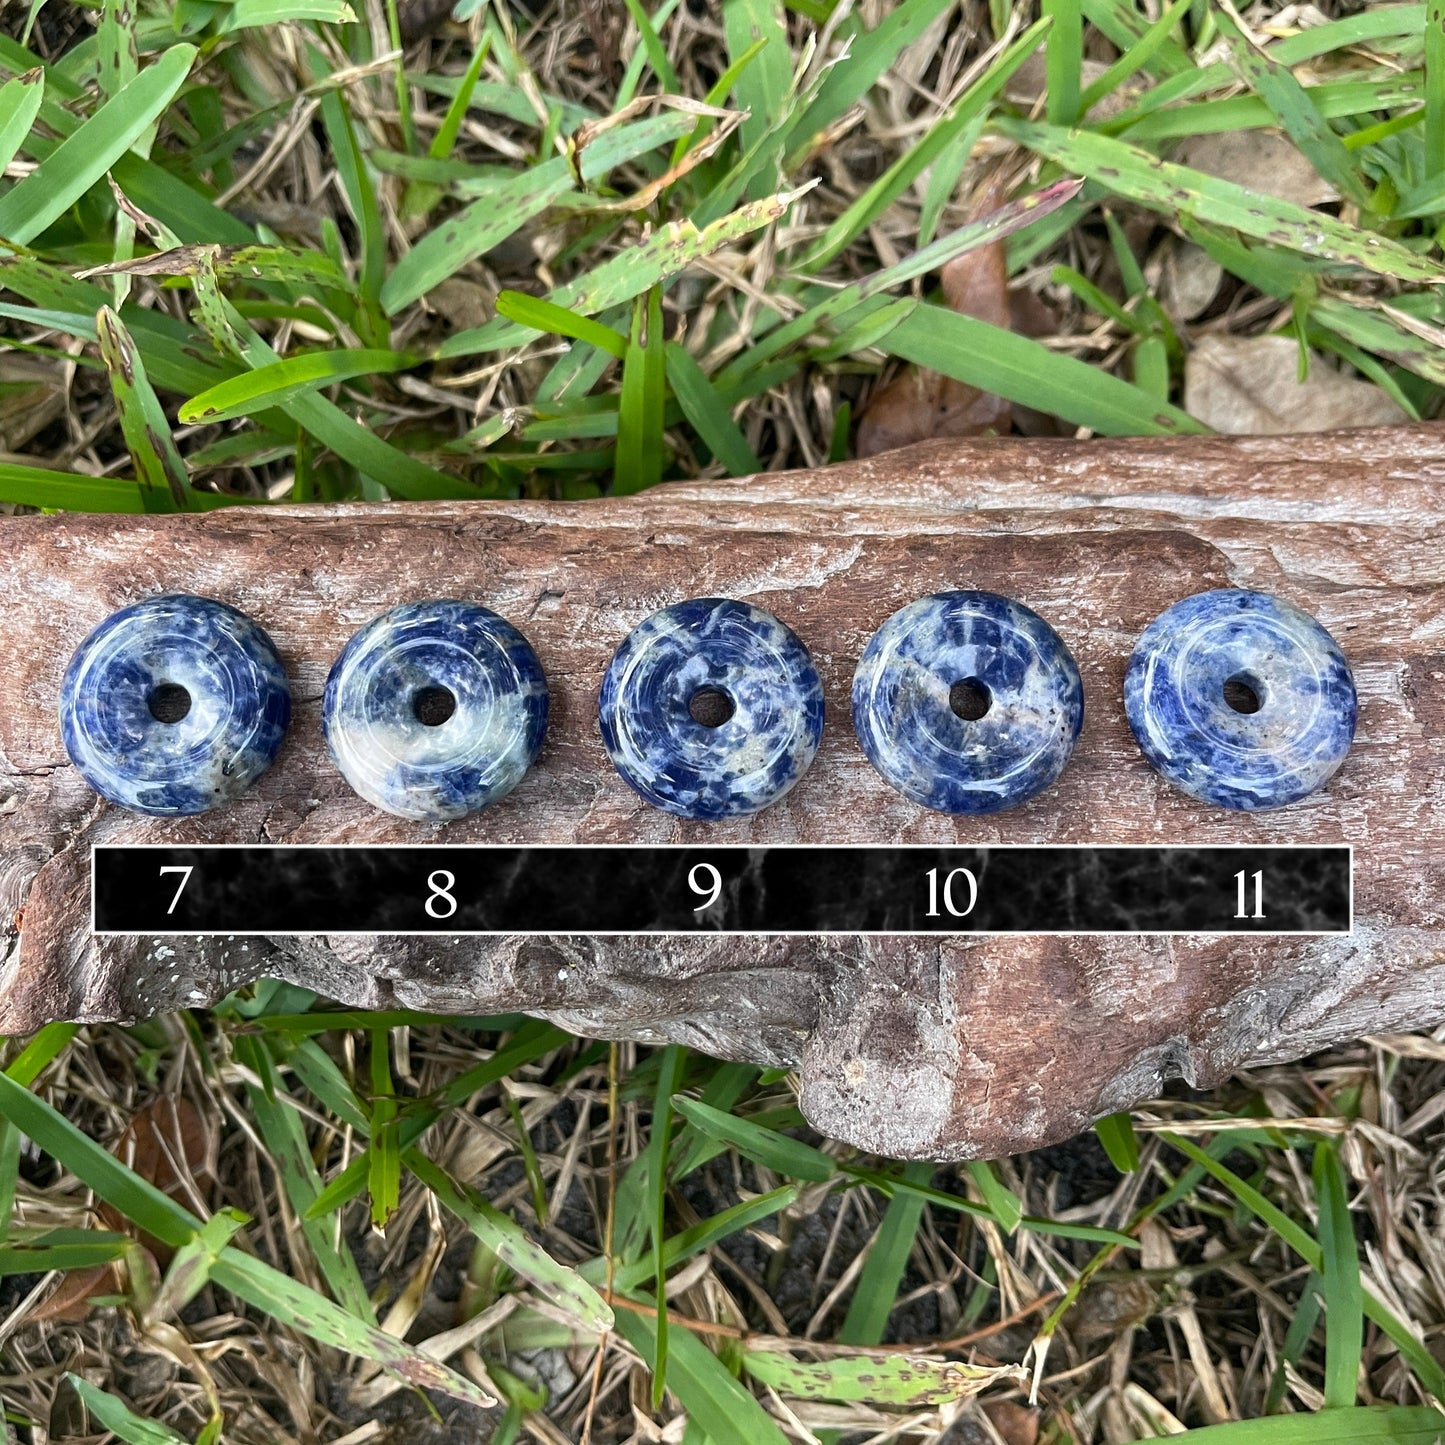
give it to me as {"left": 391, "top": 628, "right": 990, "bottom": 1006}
{"left": 1235, "top": 870, "right": 1264, "bottom": 919}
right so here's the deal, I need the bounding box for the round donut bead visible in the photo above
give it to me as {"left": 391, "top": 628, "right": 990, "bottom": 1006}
{"left": 598, "top": 598, "right": 824, "bottom": 819}
{"left": 323, "top": 600, "right": 548, "bottom": 822}
{"left": 851, "top": 591, "right": 1083, "bottom": 815}
{"left": 1124, "top": 588, "right": 1356, "bottom": 811}
{"left": 58, "top": 594, "right": 290, "bottom": 816}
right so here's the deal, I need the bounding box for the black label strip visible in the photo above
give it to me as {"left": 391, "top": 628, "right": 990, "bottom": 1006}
{"left": 91, "top": 845, "right": 1353, "bottom": 937}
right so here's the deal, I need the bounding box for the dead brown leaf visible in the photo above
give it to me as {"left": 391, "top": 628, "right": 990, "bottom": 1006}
{"left": 30, "top": 1263, "right": 122, "bottom": 1324}
{"left": 0, "top": 356, "right": 65, "bottom": 453}
{"left": 1175, "top": 130, "right": 1338, "bottom": 209}
{"left": 857, "top": 200, "right": 1013, "bottom": 457}
{"left": 100, "top": 1096, "right": 215, "bottom": 1263}
{"left": 1061, "top": 1276, "right": 1159, "bottom": 1346}
{"left": 1185, "top": 333, "right": 1408, "bottom": 434}
{"left": 982, "top": 1399, "right": 1041, "bottom": 1445}
{"left": 1161, "top": 241, "right": 1224, "bottom": 322}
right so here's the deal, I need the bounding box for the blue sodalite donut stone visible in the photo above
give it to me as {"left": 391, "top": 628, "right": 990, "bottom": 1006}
{"left": 1124, "top": 588, "right": 1356, "bottom": 811}
{"left": 323, "top": 600, "right": 548, "bottom": 822}
{"left": 598, "top": 598, "right": 824, "bottom": 819}
{"left": 852, "top": 591, "right": 1084, "bottom": 814}
{"left": 58, "top": 594, "right": 290, "bottom": 816}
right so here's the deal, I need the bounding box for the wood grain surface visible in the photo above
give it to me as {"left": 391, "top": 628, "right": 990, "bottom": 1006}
{"left": 3, "top": 425, "right": 1443, "bottom": 1159}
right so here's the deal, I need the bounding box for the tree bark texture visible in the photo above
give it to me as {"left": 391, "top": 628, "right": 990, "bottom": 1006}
{"left": 2, "top": 426, "right": 1443, "bottom": 1160}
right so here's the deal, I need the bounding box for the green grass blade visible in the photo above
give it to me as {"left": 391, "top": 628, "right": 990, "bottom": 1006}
{"left": 1095, "top": 1111, "right": 1141, "bottom": 1172}
{"left": 382, "top": 159, "right": 574, "bottom": 315}
{"left": 0, "top": 1120, "right": 18, "bottom": 1246}
{"left": 317, "top": 87, "right": 384, "bottom": 335}
{"left": 98, "top": 0, "right": 138, "bottom": 99}
{"left": 789, "top": 0, "right": 956, "bottom": 158}
{"left": 881, "top": 305, "right": 1204, "bottom": 435}
{"left": 0, "top": 1023, "right": 79, "bottom": 1240}
{"left": 1217, "top": 10, "right": 1368, "bottom": 207}
{"left": 180, "top": 349, "right": 412, "bottom": 424}
{"left": 221, "top": 0, "right": 358, "bottom": 28}
{"left": 644, "top": 1046, "right": 687, "bottom": 1405}
{"left": 1080, "top": 0, "right": 1192, "bottom": 76}
{"left": 367, "top": 1030, "right": 400, "bottom": 1230}
{"left": 194, "top": 270, "right": 480, "bottom": 500}
{"left": 208, "top": 1246, "right": 495, "bottom": 1405}
{"left": 963, "top": 1160, "right": 1025, "bottom": 1232}
{"left": 718, "top": 177, "right": 1082, "bottom": 391}
{"left": 1043, "top": 0, "right": 1082, "bottom": 125}
{"left": 0, "top": 460, "right": 170, "bottom": 512}
{"left": 798, "top": 16, "right": 1049, "bottom": 269}
{"left": 1311, "top": 295, "right": 1445, "bottom": 388}
{"left": 615, "top": 286, "right": 667, "bottom": 495}
{"left": 1115, "top": 75, "right": 1426, "bottom": 145}
{"left": 283, "top": 1039, "right": 371, "bottom": 1132}
{"left": 430, "top": 33, "right": 492, "bottom": 160}
{"left": 622, "top": 0, "right": 680, "bottom": 91}
{"left": 664, "top": 341, "right": 761, "bottom": 475}
{"left": 724, "top": 0, "right": 789, "bottom": 193}
{"left": 671, "top": 36, "right": 766, "bottom": 167}
{"left": 598, "top": 1186, "right": 799, "bottom": 1294}
{"left": 1077, "top": 0, "right": 1190, "bottom": 114}
{"left": 672, "top": 1096, "right": 835, "bottom": 1182}
{"left": 437, "top": 186, "right": 803, "bottom": 360}
{"left": 1314, "top": 1142, "right": 1363, "bottom": 1408}
{"left": 496, "top": 290, "right": 629, "bottom": 359}
{"left": 997, "top": 118, "right": 1445, "bottom": 285}
{"left": 503, "top": 1091, "right": 549, "bottom": 1224}
{"left": 1266, "top": 1270, "right": 1323, "bottom": 1414}
{"left": 1164, "top": 1134, "right": 1445, "bottom": 1401}
{"left": 5, "top": 1022, "right": 79, "bottom": 1086}
{"left": 0, "top": 1069, "right": 201, "bottom": 1248}
{"left": 743, "top": 1351, "right": 1010, "bottom": 1406}
{"left": 1144, "top": 1407, "right": 1445, "bottom": 1442}
{"left": 1428, "top": 0, "right": 1445, "bottom": 182}
{"left": 837, "top": 1161, "right": 932, "bottom": 1344}
{"left": 0, "top": 68, "right": 44, "bottom": 176}
{"left": 112, "top": 151, "right": 256, "bottom": 246}
{"left": 0, "top": 1231, "right": 130, "bottom": 1275}
{"left": 304, "top": 1023, "right": 570, "bottom": 1217}
{"left": 670, "top": 1063, "right": 760, "bottom": 1179}
{"left": 64, "top": 1376, "right": 189, "bottom": 1445}
{"left": 232, "top": 1036, "right": 374, "bottom": 1319}
{"left": 613, "top": 1307, "right": 791, "bottom": 1445}
{"left": 846, "top": 1167, "right": 1136, "bottom": 1245}
{"left": 404, "top": 1149, "right": 614, "bottom": 1331}
{"left": 0, "top": 44, "right": 196, "bottom": 244}
{"left": 95, "top": 306, "right": 191, "bottom": 512}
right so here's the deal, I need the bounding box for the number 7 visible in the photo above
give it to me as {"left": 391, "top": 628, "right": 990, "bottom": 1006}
{"left": 159, "top": 865, "right": 193, "bottom": 915}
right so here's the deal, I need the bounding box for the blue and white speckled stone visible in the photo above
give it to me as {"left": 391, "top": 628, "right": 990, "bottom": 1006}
{"left": 58, "top": 594, "right": 291, "bottom": 816}
{"left": 598, "top": 598, "right": 824, "bottom": 819}
{"left": 323, "top": 600, "right": 548, "bottom": 822}
{"left": 1124, "top": 588, "right": 1356, "bottom": 810}
{"left": 851, "top": 591, "right": 1084, "bottom": 815}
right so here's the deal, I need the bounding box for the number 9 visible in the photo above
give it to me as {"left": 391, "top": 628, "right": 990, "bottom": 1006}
{"left": 689, "top": 863, "right": 722, "bottom": 913}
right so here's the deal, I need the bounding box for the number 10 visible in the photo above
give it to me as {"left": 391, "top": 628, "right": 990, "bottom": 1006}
{"left": 1235, "top": 869, "right": 1265, "bottom": 919}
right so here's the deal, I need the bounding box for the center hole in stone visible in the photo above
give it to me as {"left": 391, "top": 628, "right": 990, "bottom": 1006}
{"left": 688, "top": 686, "right": 735, "bottom": 728}
{"left": 1223, "top": 674, "right": 1263, "bottom": 715}
{"left": 949, "top": 677, "right": 992, "bottom": 722}
{"left": 413, "top": 685, "right": 457, "bottom": 727}
{"left": 147, "top": 683, "right": 192, "bottom": 724}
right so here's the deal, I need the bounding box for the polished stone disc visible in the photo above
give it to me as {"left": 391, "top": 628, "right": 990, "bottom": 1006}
{"left": 1124, "top": 588, "right": 1356, "bottom": 810}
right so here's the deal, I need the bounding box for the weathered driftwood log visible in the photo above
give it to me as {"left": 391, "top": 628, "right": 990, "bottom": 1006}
{"left": 3, "top": 427, "right": 1444, "bottom": 1160}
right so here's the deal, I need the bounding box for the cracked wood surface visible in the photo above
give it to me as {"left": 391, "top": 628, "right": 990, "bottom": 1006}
{"left": 2, "top": 426, "right": 1443, "bottom": 1160}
